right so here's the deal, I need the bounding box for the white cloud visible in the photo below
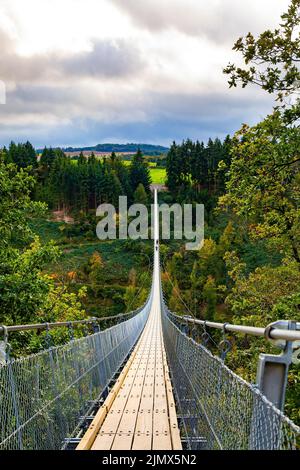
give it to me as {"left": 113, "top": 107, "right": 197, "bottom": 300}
{"left": 0, "top": 0, "right": 291, "bottom": 146}
{"left": 110, "top": 0, "right": 289, "bottom": 41}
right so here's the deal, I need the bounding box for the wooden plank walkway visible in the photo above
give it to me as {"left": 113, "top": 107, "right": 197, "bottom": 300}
{"left": 76, "top": 190, "right": 182, "bottom": 451}
{"left": 77, "top": 282, "right": 181, "bottom": 450}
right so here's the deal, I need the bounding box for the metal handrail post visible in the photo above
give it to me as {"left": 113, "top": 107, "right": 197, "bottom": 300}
{"left": 256, "top": 320, "right": 299, "bottom": 411}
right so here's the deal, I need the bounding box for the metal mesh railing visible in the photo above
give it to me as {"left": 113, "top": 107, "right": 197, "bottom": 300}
{"left": 0, "top": 304, "right": 150, "bottom": 450}
{"left": 161, "top": 305, "right": 300, "bottom": 450}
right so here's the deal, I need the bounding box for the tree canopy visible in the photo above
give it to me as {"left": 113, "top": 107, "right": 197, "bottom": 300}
{"left": 224, "top": 0, "right": 300, "bottom": 121}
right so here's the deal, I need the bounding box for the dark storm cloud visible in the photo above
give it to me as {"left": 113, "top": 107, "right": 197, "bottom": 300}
{"left": 62, "top": 41, "right": 142, "bottom": 78}
{"left": 1, "top": 81, "right": 136, "bottom": 117}
{"left": 1, "top": 81, "right": 271, "bottom": 120}
{"left": 0, "top": 108, "right": 261, "bottom": 148}
{"left": 2, "top": 84, "right": 83, "bottom": 117}
{"left": 0, "top": 30, "right": 143, "bottom": 82}
{"left": 0, "top": 83, "right": 273, "bottom": 147}
{"left": 144, "top": 90, "right": 269, "bottom": 120}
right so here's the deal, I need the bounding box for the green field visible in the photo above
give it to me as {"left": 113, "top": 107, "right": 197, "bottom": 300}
{"left": 114, "top": 160, "right": 166, "bottom": 184}
{"left": 70, "top": 156, "right": 166, "bottom": 185}
{"left": 149, "top": 168, "right": 166, "bottom": 184}
{"left": 123, "top": 160, "right": 156, "bottom": 167}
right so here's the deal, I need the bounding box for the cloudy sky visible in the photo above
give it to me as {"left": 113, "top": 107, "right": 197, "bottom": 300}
{"left": 0, "top": 0, "right": 289, "bottom": 148}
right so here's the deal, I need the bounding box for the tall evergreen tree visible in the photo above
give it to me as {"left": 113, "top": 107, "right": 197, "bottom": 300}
{"left": 130, "top": 148, "right": 151, "bottom": 194}
{"left": 8, "top": 141, "right": 37, "bottom": 169}
{"left": 133, "top": 183, "right": 148, "bottom": 205}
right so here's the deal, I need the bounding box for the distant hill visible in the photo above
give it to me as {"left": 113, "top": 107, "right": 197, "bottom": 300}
{"left": 62, "top": 143, "right": 169, "bottom": 156}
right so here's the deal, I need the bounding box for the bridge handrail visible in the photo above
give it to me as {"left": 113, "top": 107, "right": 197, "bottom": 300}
{"left": 162, "top": 308, "right": 300, "bottom": 449}
{"left": 0, "top": 308, "right": 143, "bottom": 334}
{"left": 0, "top": 302, "right": 150, "bottom": 450}
{"left": 168, "top": 312, "right": 300, "bottom": 343}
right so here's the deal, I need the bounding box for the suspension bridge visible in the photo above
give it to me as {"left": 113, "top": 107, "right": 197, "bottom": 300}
{"left": 0, "top": 190, "right": 300, "bottom": 450}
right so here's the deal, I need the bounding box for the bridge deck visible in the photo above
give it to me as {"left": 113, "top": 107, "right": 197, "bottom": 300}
{"left": 76, "top": 190, "right": 182, "bottom": 450}
{"left": 77, "top": 287, "right": 181, "bottom": 450}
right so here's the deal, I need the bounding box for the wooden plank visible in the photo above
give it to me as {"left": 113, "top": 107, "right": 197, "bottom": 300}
{"left": 78, "top": 323, "right": 149, "bottom": 450}
{"left": 78, "top": 268, "right": 182, "bottom": 451}
{"left": 92, "top": 320, "right": 155, "bottom": 450}
{"left": 75, "top": 404, "right": 108, "bottom": 451}
{"left": 111, "top": 321, "right": 155, "bottom": 450}
{"left": 132, "top": 305, "right": 159, "bottom": 450}
{"left": 164, "top": 367, "right": 182, "bottom": 450}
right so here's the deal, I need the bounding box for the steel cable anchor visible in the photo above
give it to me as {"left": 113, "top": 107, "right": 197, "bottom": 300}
{"left": 201, "top": 321, "right": 210, "bottom": 347}
{"left": 218, "top": 323, "right": 232, "bottom": 362}
{"left": 0, "top": 325, "right": 11, "bottom": 363}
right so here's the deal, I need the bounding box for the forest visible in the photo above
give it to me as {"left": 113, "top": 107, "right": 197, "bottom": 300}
{"left": 0, "top": 0, "right": 299, "bottom": 425}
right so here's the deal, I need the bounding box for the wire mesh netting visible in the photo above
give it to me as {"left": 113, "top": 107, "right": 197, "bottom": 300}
{"left": 161, "top": 306, "right": 300, "bottom": 450}
{"left": 0, "top": 305, "right": 150, "bottom": 450}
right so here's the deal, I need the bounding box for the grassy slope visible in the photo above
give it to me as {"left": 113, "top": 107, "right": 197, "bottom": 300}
{"left": 30, "top": 218, "right": 152, "bottom": 318}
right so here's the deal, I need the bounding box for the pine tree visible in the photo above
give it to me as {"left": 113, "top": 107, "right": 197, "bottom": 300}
{"left": 8, "top": 141, "right": 37, "bottom": 169}
{"left": 130, "top": 148, "right": 151, "bottom": 193}
{"left": 133, "top": 183, "right": 148, "bottom": 205}
{"left": 78, "top": 151, "right": 86, "bottom": 165}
